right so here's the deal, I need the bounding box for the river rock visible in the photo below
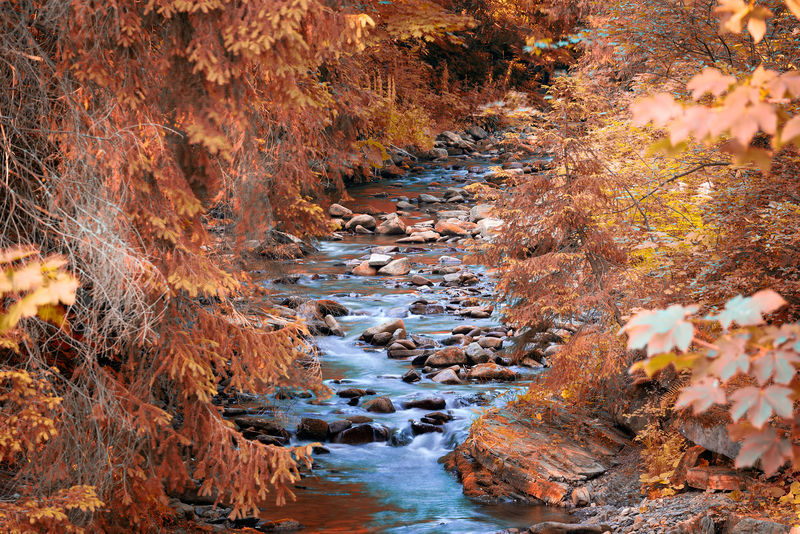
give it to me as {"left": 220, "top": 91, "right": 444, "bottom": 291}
{"left": 345, "top": 214, "right": 377, "bottom": 231}
{"left": 465, "top": 342, "right": 491, "bottom": 364}
{"left": 296, "top": 418, "right": 329, "bottom": 441}
{"left": 233, "top": 417, "right": 290, "bottom": 441}
{"left": 361, "top": 319, "right": 406, "bottom": 342}
{"left": 376, "top": 215, "right": 407, "bottom": 235}
{"left": 254, "top": 519, "right": 304, "bottom": 532}
{"left": 354, "top": 225, "right": 373, "bottom": 234}
{"left": 411, "top": 421, "right": 443, "bottom": 435}
{"left": 434, "top": 220, "right": 469, "bottom": 236}
{"left": 467, "top": 125, "right": 489, "bottom": 140}
{"left": 678, "top": 416, "right": 741, "bottom": 459}
{"left": 324, "top": 315, "right": 344, "bottom": 337}
{"left": 444, "top": 405, "right": 629, "bottom": 505}
{"left": 337, "top": 388, "right": 372, "bottom": 398}
{"left": 426, "top": 347, "right": 467, "bottom": 367}
{"left": 402, "top": 369, "right": 422, "bottom": 383}
{"left": 685, "top": 466, "right": 747, "bottom": 491}
{"left": 437, "top": 210, "right": 469, "bottom": 220}
{"left": 317, "top": 299, "right": 349, "bottom": 317}
{"left": 396, "top": 200, "right": 415, "bottom": 210}
{"left": 469, "top": 204, "right": 493, "bottom": 222}
{"left": 371, "top": 331, "right": 394, "bottom": 346}
{"left": 388, "top": 349, "right": 425, "bottom": 359}
{"left": 352, "top": 260, "right": 377, "bottom": 276}
{"left": 368, "top": 253, "right": 393, "bottom": 268}
{"left": 333, "top": 424, "right": 390, "bottom": 445}
{"left": 478, "top": 337, "right": 503, "bottom": 350}
{"left": 363, "top": 396, "right": 396, "bottom": 413}
{"left": 727, "top": 518, "right": 791, "bottom": 533}
{"left": 467, "top": 363, "right": 515, "bottom": 381}
{"left": 528, "top": 522, "right": 610, "bottom": 534}
{"left": 411, "top": 274, "right": 433, "bottom": 286}
{"left": 403, "top": 397, "right": 446, "bottom": 410}
{"left": 453, "top": 325, "right": 476, "bottom": 335}
{"left": 428, "top": 147, "right": 448, "bottom": 160}
{"left": 477, "top": 217, "right": 503, "bottom": 237}
{"left": 419, "top": 193, "right": 443, "bottom": 203}
{"left": 459, "top": 305, "right": 493, "bottom": 319}
{"left": 438, "top": 131, "right": 463, "bottom": 144}
{"left": 432, "top": 368, "right": 462, "bottom": 384}
{"left": 328, "top": 420, "right": 352, "bottom": 436}
{"left": 396, "top": 234, "right": 425, "bottom": 244}
{"left": 329, "top": 203, "right": 352, "bottom": 218}
{"left": 415, "top": 230, "right": 441, "bottom": 242}
{"left": 378, "top": 258, "right": 411, "bottom": 276}
{"left": 439, "top": 255, "right": 462, "bottom": 264}
{"left": 422, "top": 412, "right": 453, "bottom": 424}
{"left": 411, "top": 335, "right": 439, "bottom": 348}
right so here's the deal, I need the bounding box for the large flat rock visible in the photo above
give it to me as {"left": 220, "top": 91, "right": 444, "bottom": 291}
{"left": 444, "top": 406, "right": 630, "bottom": 504}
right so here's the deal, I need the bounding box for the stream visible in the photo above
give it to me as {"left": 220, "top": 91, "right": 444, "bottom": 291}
{"left": 252, "top": 159, "right": 570, "bottom": 533}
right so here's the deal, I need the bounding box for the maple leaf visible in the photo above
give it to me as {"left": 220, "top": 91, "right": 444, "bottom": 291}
{"left": 621, "top": 304, "right": 698, "bottom": 356}
{"left": 730, "top": 385, "right": 793, "bottom": 428}
{"left": 715, "top": 0, "right": 750, "bottom": 33}
{"left": 708, "top": 335, "right": 749, "bottom": 381}
{"left": 675, "top": 377, "right": 726, "bottom": 414}
{"left": 630, "top": 93, "right": 682, "bottom": 127}
{"left": 746, "top": 6, "right": 773, "bottom": 43}
{"left": 780, "top": 115, "right": 800, "bottom": 144}
{"left": 787, "top": 0, "right": 800, "bottom": 19}
{"left": 708, "top": 290, "right": 787, "bottom": 329}
{"left": 752, "top": 349, "right": 800, "bottom": 385}
{"left": 735, "top": 427, "right": 792, "bottom": 475}
{"left": 687, "top": 68, "right": 736, "bottom": 100}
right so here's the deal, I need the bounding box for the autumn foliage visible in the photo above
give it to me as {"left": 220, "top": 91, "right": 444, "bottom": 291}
{"left": 474, "top": 0, "right": 800, "bottom": 511}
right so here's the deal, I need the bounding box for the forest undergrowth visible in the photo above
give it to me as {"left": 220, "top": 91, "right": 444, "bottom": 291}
{"left": 470, "top": 0, "right": 800, "bottom": 524}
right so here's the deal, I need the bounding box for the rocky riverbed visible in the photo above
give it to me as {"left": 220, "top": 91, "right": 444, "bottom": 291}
{"left": 174, "top": 127, "right": 795, "bottom": 533}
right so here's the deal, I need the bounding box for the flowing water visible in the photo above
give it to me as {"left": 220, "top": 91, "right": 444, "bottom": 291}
{"left": 254, "top": 160, "right": 570, "bottom": 533}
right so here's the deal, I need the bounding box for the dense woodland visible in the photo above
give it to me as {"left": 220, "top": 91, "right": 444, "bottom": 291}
{"left": 2, "top": 0, "right": 800, "bottom": 532}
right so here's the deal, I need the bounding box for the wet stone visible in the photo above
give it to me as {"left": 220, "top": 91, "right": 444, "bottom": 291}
{"left": 426, "top": 347, "right": 467, "bottom": 367}
{"left": 411, "top": 420, "right": 443, "bottom": 435}
{"left": 328, "top": 420, "right": 352, "bottom": 435}
{"left": 296, "top": 418, "right": 329, "bottom": 441}
{"left": 422, "top": 411, "right": 453, "bottom": 424}
{"left": 403, "top": 397, "right": 446, "bottom": 410}
{"left": 363, "top": 396, "right": 396, "bottom": 414}
{"left": 333, "top": 424, "right": 390, "bottom": 445}
{"left": 337, "top": 388, "right": 373, "bottom": 398}
{"left": 402, "top": 369, "right": 422, "bottom": 383}
{"left": 432, "top": 368, "right": 462, "bottom": 384}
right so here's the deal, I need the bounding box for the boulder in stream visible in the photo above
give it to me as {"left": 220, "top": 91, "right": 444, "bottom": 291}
{"left": 345, "top": 214, "right": 377, "bottom": 230}
{"left": 376, "top": 215, "right": 407, "bottom": 235}
{"left": 296, "top": 418, "right": 329, "bottom": 441}
{"left": 363, "top": 396, "right": 396, "bottom": 413}
{"left": 403, "top": 397, "right": 446, "bottom": 410}
{"left": 425, "top": 347, "right": 467, "bottom": 367}
{"left": 323, "top": 315, "right": 344, "bottom": 337}
{"left": 411, "top": 274, "right": 433, "bottom": 286}
{"left": 332, "top": 424, "right": 390, "bottom": 445}
{"left": 329, "top": 203, "right": 353, "bottom": 218}
{"left": 466, "top": 363, "right": 515, "bottom": 381}
{"left": 465, "top": 342, "right": 491, "bottom": 364}
{"left": 360, "top": 319, "right": 406, "bottom": 343}
{"left": 378, "top": 258, "right": 411, "bottom": 276}
{"left": 419, "top": 193, "right": 443, "bottom": 203}
{"left": 411, "top": 420, "right": 443, "bottom": 435}
{"left": 432, "top": 368, "right": 462, "bottom": 384}
{"left": 352, "top": 260, "right": 377, "bottom": 276}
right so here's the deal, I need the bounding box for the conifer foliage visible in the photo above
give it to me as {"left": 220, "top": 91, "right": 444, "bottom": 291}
{"left": 0, "top": 0, "right": 371, "bottom": 530}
